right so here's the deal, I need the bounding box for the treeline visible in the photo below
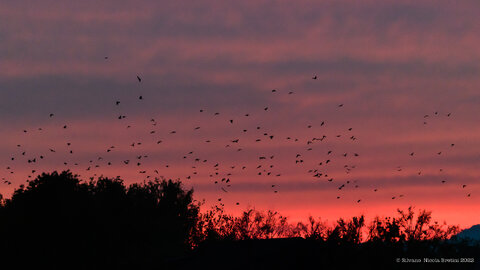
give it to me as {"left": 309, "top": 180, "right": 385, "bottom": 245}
{"left": 194, "top": 204, "right": 460, "bottom": 243}
{"left": 0, "top": 171, "right": 477, "bottom": 269}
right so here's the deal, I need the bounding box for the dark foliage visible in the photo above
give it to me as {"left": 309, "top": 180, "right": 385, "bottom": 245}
{"left": 178, "top": 206, "right": 479, "bottom": 270}
{"left": 0, "top": 171, "right": 199, "bottom": 269}
{"left": 181, "top": 205, "right": 478, "bottom": 269}
{"left": 0, "top": 171, "right": 478, "bottom": 270}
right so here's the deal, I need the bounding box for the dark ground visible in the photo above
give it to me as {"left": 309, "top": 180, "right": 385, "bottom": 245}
{"left": 166, "top": 238, "right": 480, "bottom": 270}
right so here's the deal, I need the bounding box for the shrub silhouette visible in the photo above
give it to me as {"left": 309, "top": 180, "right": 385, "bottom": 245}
{"left": 368, "top": 206, "right": 460, "bottom": 243}
{"left": 193, "top": 206, "right": 302, "bottom": 244}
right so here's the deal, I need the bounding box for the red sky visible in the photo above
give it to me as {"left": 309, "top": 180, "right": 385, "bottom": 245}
{"left": 1, "top": 0, "right": 479, "bottom": 229}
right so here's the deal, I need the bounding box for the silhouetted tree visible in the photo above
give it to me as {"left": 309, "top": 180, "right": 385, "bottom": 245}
{"left": 394, "top": 206, "right": 459, "bottom": 242}
{"left": 193, "top": 205, "right": 237, "bottom": 243}
{"left": 368, "top": 216, "right": 403, "bottom": 243}
{"left": 0, "top": 171, "right": 199, "bottom": 269}
{"left": 235, "top": 208, "right": 293, "bottom": 239}
{"left": 296, "top": 216, "right": 328, "bottom": 241}
{"left": 325, "top": 215, "right": 365, "bottom": 244}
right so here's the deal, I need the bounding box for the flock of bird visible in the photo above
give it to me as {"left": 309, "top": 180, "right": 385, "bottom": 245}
{"left": 0, "top": 68, "right": 473, "bottom": 206}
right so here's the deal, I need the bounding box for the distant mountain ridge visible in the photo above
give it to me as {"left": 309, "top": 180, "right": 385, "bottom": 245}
{"left": 455, "top": 224, "right": 480, "bottom": 243}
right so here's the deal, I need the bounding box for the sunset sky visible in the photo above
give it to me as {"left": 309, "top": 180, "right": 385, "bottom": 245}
{"left": 1, "top": 0, "right": 479, "bottom": 228}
